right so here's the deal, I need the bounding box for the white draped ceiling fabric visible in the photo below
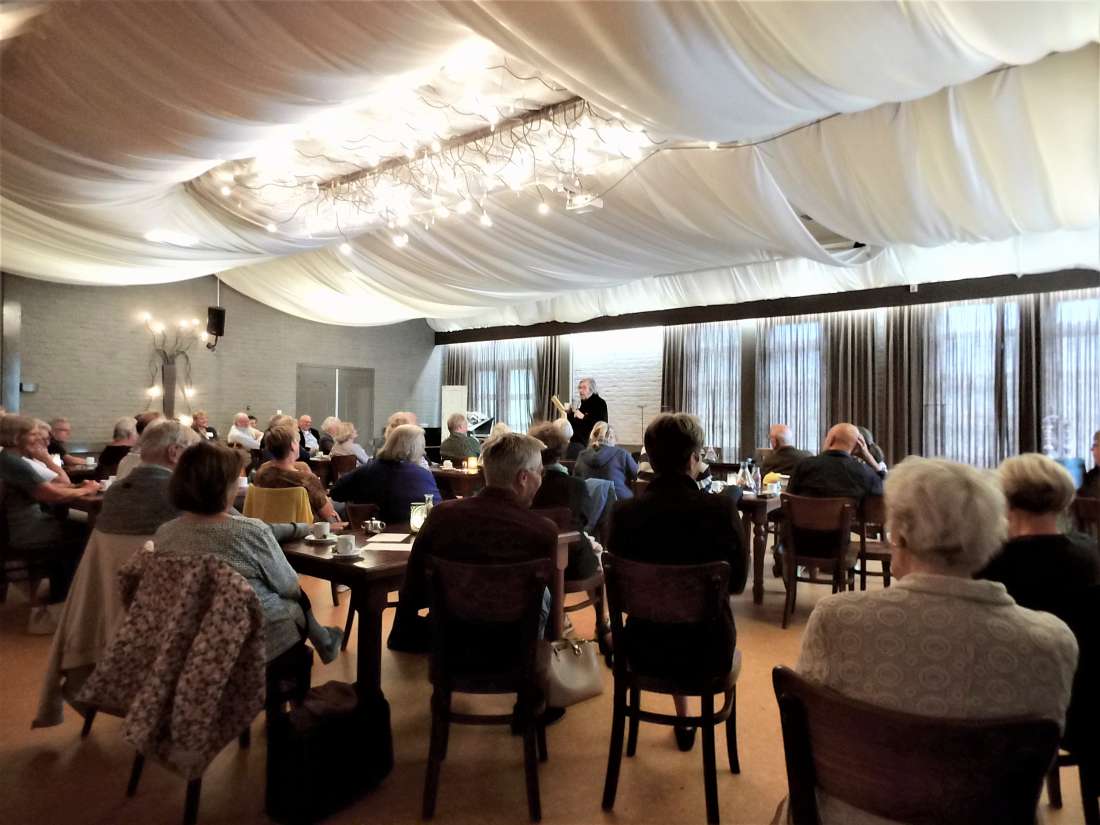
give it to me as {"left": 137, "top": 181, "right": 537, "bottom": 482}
{"left": 1, "top": 2, "right": 1097, "bottom": 330}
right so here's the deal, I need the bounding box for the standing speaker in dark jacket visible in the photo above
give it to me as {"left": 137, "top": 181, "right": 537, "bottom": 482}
{"left": 565, "top": 377, "right": 608, "bottom": 459}
{"left": 609, "top": 413, "right": 747, "bottom": 748}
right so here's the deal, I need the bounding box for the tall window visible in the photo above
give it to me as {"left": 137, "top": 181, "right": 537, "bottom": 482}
{"left": 674, "top": 321, "right": 741, "bottom": 457}
{"left": 1041, "top": 288, "right": 1100, "bottom": 459}
{"left": 756, "top": 316, "right": 825, "bottom": 452}
{"left": 445, "top": 339, "right": 538, "bottom": 429}
{"left": 922, "top": 299, "right": 1019, "bottom": 467}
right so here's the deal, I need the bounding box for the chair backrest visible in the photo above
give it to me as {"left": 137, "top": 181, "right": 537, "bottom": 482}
{"left": 425, "top": 557, "right": 551, "bottom": 688}
{"left": 603, "top": 554, "right": 729, "bottom": 625}
{"left": 771, "top": 666, "right": 1059, "bottom": 825}
{"left": 345, "top": 502, "right": 380, "bottom": 528}
{"left": 1073, "top": 496, "right": 1099, "bottom": 542}
{"left": 242, "top": 485, "right": 314, "bottom": 524}
{"left": 780, "top": 493, "right": 856, "bottom": 561}
{"left": 329, "top": 454, "right": 357, "bottom": 482}
{"left": 532, "top": 506, "right": 572, "bottom": 531}
{"left": 860, "top": 494, "right": 886, "bottom": 529}
{"left": 631, "top": 477, "right": 650, "bottom": 497}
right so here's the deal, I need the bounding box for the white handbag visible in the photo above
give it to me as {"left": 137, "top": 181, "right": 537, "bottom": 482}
{"left": 546, "top": 639, "right": 604, "bottom": 707}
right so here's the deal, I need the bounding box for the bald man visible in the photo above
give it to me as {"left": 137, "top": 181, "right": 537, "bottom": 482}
{"left": 787, "top": 423, "right": 884, "bottom": 503}
{"left": 760, "top": 424, "right": 812, "bottom": 477}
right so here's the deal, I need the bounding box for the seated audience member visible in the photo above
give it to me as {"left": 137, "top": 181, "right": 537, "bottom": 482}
{"left": 115, "top": 412, "right": 165, "bottom": 480}
{"left": 330, "top": 424, "right": 441, "bottom": 523}
{"left": 248, "top": 414, "right": 261, "bottom": 436}
{"left": 260, "top": 414, "right": 309, "bottom": 463}
{"left": 788, "top": 422, "right": 884, "bottom": 502}
{"left": 330, "top": 421, "right": 370, "bottom": 466}
{"left": 1080, "top": 429, "right": 1100, "bottom": 499}
{"left": 760, "top": 424, "right": 811, "bottom": 477}
{"left": 190, "top": 410, "right": 217, "bottom": 441}
{"left": 384, "top": 410, "right": 418, "bottom": 438}
{"left": 440, "top": 412, "right": 481, "bottom": 464}
{"left": 95, "top": 421, "right": 202, "bottom": 535}
{"left": 227, "top": 411, "right": 262, "bottom": 450}
{"left": 94, "top": 416, "right": 137, "bottom": 478}
{"left": 390, "top": 431, "right": 557, "bottom": 656}
{"left": 318, "top": 416, "right": 341, "bottom": 454}
{"left": 155, "top": 441, "right": 341, "bottom": 663}
{"left": 528, "top": 421, "right": 599, "bottom": 580}
{"left": 609, "top": 413, "right": 747, "bottom": 750}
{"left": 298, "top": 414, "right": 319, "bottom": 456}
{"left": 0, "top": 415, "right": 99, "bottom": 627}
{"left": 795, "top": 456, "right": 1079, "bottom": 825}
{"left": 574, "top": 421, "right": 638, "bottom": 500}
{"left": 857, "top": 425, "right": 887, "bottom": 471}
{"left": 21, "top": 420, "right": 72, "bottom": 485}
{"left": 253, "top": 425, "right": 342, "bottom": 523}
{"left": 978, "top": 454, "right": 1100, "bottom": 623}
{"left": 48, "top": 417, "right": 83, "bottom": 469}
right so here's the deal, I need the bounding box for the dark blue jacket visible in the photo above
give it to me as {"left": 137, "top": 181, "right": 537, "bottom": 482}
{"left": 329, "top": 459, "right": 441, "bottom": 524}
{"left": 574, "top": 444, "right": 638, "bottom": 500}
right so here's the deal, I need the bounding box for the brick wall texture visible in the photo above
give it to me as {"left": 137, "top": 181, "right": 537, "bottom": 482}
{"left": 5, "top": 274, "right": 442, "bottom": 448}
{"left": 570, "top": 327, "right": 663, "bottom": 446}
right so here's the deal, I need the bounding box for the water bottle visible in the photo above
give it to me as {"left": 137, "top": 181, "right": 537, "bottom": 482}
{"left": 752, "top": 466, "right": 762, "bottom": 493}
{"left": 424, "top": 493, "right": 434, "bottom": 514}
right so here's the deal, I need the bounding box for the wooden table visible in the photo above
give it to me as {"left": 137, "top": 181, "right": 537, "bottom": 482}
{"left": 67, "top": 466, "right": 98, "bottom": 483}
{"left": 430, "top": 467, "right": 484, "bottom": 499}
{"left": 736, "top": 493, "right": 782, "bottom": 604}
{"left": 281, "top": 525, "right": 580, "bottom": 689}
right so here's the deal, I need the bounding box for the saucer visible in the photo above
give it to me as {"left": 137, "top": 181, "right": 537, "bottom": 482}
{"left": 304, "top": 535, "right": 337, "bottom": 544}
{"left": 332, "top": 549, "right": 363, "bottom": 560}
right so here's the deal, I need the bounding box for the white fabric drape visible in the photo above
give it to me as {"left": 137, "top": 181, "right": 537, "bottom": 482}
{"left": 0, "top": 2, "right": 1096, "bottom": 329}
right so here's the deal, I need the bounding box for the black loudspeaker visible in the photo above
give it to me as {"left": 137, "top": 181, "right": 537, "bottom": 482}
{"left": 207, "top": 306, "right": 226, "bottom": 337}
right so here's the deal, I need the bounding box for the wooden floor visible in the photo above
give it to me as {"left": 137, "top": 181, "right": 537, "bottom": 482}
{"left": 0, "top": 551, "right": 1085, "bottom": 825}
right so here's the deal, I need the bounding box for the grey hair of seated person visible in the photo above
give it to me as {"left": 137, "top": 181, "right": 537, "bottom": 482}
{"left": 112, "top": 416, "right": 138, "bottom": 441}
{"left": 998, "top": 453, "right": 1076, "bottom": 515}
{"left": 383, "top": 411, "right": 417, "bottom": 439}
{"left": 320, "top": 416, "right": 341, "bottom": 436}
{"left": 446, "top": 412, "right": 469, "bottom": 434}
{"left": 233, "top": 411, "right": 251, "bottom": 427}
{"left": 138, "top": 420, "right": 201, "bottom": 464}
{"left": 0, "top": 414, "right": 38, "bottom": 448}
{"left": 482, "top": 431, "right": 544, "bottom": 488}
{"left": 376, "top": 424, "right": 425, "bottom": 463}
{"left": 884, "top": 456, "right": 1006, "bottom": 574}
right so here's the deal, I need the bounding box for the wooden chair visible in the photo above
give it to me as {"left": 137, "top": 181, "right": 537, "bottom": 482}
{"left": 778, "top": 494, "right": 857, "bottom": 629}
{"left": 329, "top": 454, "right": 357, "bottom": 484}
{"left": 856, "top": 495, "right": 893, "bottom": 590}
{"left": 1046, "top": 583, "right": 1100, "bottom": 824}
{"left": 631, "top": 477, "right": 650, "bottom": 497}
{"left": 1074, "top": 496, "right": 1099, "bottom": 543}
{"left": 772, "top": 666, "right": 1060, "bottom": 825}
{"left": 422, "top": 557, "right": 552, "bottom": 822}
{"left": 601, "top": 555, "right": 741, "bottom": 825}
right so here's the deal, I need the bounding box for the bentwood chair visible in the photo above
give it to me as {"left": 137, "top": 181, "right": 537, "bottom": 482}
{"left": 772, "top": 666, "right": 1060, "bottom": 825}
{"left": 856, "top": 495, "right": 893, "bottom": 590}
{"left": 1046, "top": 583, "right": 1100, "bottom": 824}
{"left": 778, "top": 494, "right": 857, "bottom": 628}
{"left": 422, "top": 557, "right": 552, "bottom": 822}
{"left": 1074, "top": 497, "right": 1100, "bottom": 543}
{"left": 329, "top": 454, "right": 357, "bottom": 484}
{"left": 602, "top": 555, "right": 741, "bottom": 825}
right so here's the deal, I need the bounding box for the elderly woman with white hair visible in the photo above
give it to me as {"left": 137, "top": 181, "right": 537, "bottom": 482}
{"left": 317, "top": 416, "right": 341, "bottom": 454}
{"left": 330, "top": 424, "right": 441, "bottom": 523}
{"left": 793, "top": 456, "right": 1079, "bottom": 825}
{"left": 573, "top": 420, "right": 638, "bottom": 499}
{"left": 978, "top": 453, "right": 1099, "bottom": 624}
{"left": 329, "top": 421, "right": 370, "bottom": 466}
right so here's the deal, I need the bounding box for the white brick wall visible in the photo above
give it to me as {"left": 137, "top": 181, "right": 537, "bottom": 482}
{"left": 6, "top": 274, "right": 442, "bottom": 447}
{"left": 570, "top": 327, "right": 663, "bottom": 446}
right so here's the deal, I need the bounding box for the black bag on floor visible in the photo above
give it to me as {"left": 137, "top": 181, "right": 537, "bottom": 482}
{"left": 266, "top": 681, "right": 393, "bottom": 825}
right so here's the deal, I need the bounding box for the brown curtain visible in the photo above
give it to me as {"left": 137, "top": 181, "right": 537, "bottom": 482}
{"left": 1017, "top": 296, "right": 1042, "bottom": 454}
{"left": 825, "top": 310, "right": 880, "bottom": 442}
{"left": 880, "top": 306, "right": 925, "bottom": 467}
{"left": 661, "top": 325, "right": 687, "bottom": 413}
{"left": 534, "top": 336, "right": 560, "bottom": 422}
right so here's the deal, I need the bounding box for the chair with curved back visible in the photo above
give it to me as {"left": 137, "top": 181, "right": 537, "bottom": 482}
{"left": 772, "top": 665, "right": 1061, "bottom": 825}
{"left": 601, "top": 554, "right": 741, "bottom": 825}
{"left": 1074, "top": 497, "right": 1099, "bottom": 543}
{"left": 856, "top": 494, "right": 893, "bottom": 590}
{"left": 778, "top": 494, "right": 857, "bottom": 629}
{"left": 329, "top": 454, "right": 358, "bottom": 484}
{"left": 422, "top": 557, "right": 553, "bottom": 822}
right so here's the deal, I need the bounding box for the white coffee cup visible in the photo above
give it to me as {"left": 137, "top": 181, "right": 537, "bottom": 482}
{"left": 336, "top": 534, "right": 357, "bottom": 555}
{"left": 85, "top": 456, "right": 96, "bottom": 467}
{"left": 442, "top": 459, "right": 453, "bottom": 470}
{"left": 311, "top": 522, "right": 330, "bottom": 540}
